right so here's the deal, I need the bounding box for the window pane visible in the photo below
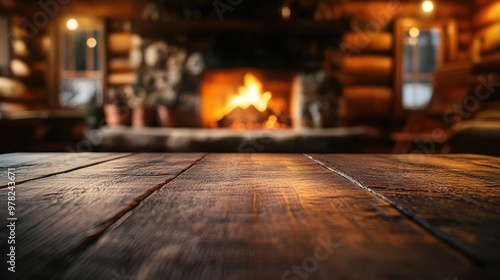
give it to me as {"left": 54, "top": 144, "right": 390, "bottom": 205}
{"left": 402, "top": 81, "right": 432, "bottom": 110}
{"left": 74, "top": 31, "right": 87, "bottom": 71}
{"left": 93, "top": 30, "right": 100, "bottom": 71}
{"left": 60, "top": 18, "right": 104, "bottom": 108}
{"left": 60, "top": 78, "right": 102, "bottom": 107}
{"left": 63, "top": 32, "right": 69, "bottom": 71}
{"left": 401, "top": 28, "right": 441, "bottom": 110}
{"left": 403, "top": 43, "right": 413, "bottom": 73}
{"left": 418, "top": 30, "right": 439, "bottom": 74}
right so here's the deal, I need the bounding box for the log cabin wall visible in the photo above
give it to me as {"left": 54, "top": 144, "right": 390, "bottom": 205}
{"left": 473, "top": 0, "right": 500, "bottom": 59}
{"left": 107, "top": 30, "right": 139, "bottom": 96}
{"left": 0, "top": 3, "right": 48, "bottom": 112}
{"left": 1, "top": 0, "right": 481, "bottom": 128}
{"left": 472, "top": 0, "right": 500, "bottom": 109}
{"left": 336, "top": 1, "right": 475, "bottom": 125}
{"left": 0, "top": 0, "right": 152, "bottom": 112}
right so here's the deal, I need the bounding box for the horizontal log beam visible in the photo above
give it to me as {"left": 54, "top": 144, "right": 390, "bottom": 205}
{"left": 474, "top": 1, "right": 500, "bottom": 28}
{"left": 342, "top": 32, "right": 393, "bottom": 54}
{"left": 343, "top": 86, "right": 393, "bottom": 119}
{"left": 342, "top": 55, "right": 393, "bottom": 85}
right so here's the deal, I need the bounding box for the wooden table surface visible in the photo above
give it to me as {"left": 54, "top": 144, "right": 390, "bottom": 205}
{"left": 0, "top": 153, "right": 499, "bottom": 280}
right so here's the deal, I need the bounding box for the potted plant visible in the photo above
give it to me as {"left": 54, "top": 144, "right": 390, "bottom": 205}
{"left": 129, "top": 39, "right": 205, "bottom": 128}
{"left": 103, "top": 86, "right": 132, "bottom": 127}
{"left": 156, "top": 86, "right": 179, "bottom": 128}
{"left": 129, "top": 87, "right": 155, "bottom": 128}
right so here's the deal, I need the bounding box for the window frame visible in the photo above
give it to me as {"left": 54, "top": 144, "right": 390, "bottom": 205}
{"left": 49, "top": 16, "right": 106, "bottom": 110}
{"left": 394, "top": 18, "right": 457, "bottom": 118}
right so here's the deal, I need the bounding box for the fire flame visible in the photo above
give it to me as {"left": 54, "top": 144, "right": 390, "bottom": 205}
{"left": 223, "top": 73, "right": 272, "bottom": 115}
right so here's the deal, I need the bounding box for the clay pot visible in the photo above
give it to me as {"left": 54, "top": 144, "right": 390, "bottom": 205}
{"left": 103, "top": 104, "right": 131, "bottom": 126}
{"left": 157, "top": 105, "right": 177, "bottom": 127}
{"left": 132, "top": 106, "right": 154, "bottom": 128}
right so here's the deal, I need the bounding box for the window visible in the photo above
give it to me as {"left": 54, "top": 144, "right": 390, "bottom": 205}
{"left": 395, "top": 19, "right": 457, "bottom": 116}
{"left": 401, "top": 28, "right": 441, "bottom": 110}
{"left": 58, "top": 17, "right": 104, "bottom": 108}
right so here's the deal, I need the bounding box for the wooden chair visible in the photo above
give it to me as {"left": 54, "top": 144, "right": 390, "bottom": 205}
{"left": 392, "top": 61, "right": 474, "bottom": 153}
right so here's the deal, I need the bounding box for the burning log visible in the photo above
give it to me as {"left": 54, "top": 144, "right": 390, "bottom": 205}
{"left": 217, "top": 105, "right": 290, "bottom": 129}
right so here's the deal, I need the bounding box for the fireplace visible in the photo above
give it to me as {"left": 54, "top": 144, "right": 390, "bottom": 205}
{"left": 200, "top": 69, "right": 298, "bottom": 129}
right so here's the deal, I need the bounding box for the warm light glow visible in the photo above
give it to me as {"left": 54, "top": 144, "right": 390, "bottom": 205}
{"left": 265, "top": 115, "right": 280, "bottom": 129}
{"left": 86, "top": 37, "right": 97, "bottom": 48}
{"left": 66, "top": 19, "right": 79, "bottom": 30}
{"left": 409, "top": 27, "right": 420, "bottom": 38}
{"left": 281, "top": 6, "right": 291, "bottom": 20}
{"left": 223, "top": 73, "right": 272, "bottom": 116}
{"left": 422, "top": 0, "right": 434, "bottom": 13}
{"left": 408, "top": 37, "right": 418, "bottom": 46}
{"left": 201, "top": 71, "right": 291, "bottom": 129}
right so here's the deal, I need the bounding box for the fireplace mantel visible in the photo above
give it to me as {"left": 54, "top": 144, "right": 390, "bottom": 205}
{"left": 90, "top": 126, "right": 380, "bottom": 153}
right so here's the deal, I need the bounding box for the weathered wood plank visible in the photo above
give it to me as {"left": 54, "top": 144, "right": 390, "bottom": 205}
{"left": 307, "top": 154, "right": 500, "bottom": 272}
{"left": 61, "top": 154, "right": 484, "bottom": 280}
{"left": 0, "top": 153, "right": 204, "bottom": 280}
{"left": 0, "top": 153, "right": 131, "bottom": 188}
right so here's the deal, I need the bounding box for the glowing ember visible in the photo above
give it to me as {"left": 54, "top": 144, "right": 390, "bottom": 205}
{"left": 265, "top": 115, "right": 279, "bottom": 129}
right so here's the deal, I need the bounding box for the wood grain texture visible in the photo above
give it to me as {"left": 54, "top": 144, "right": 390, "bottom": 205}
{"left": 307, "top": 154, "right": 500, "bottom": 273}
{"left": 60, "top": 154, "right": 484, "bottom": 280}
{"left": 0, "top": 153, "right": 130, "bottom": 188}
{"left": 0, "top": 153, "right": 204, "bottom": 280}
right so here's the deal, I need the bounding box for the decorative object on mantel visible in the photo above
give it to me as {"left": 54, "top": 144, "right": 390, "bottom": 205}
{"left": 295, "top": 71, "right": 342, "bottom": 128}
{"left": 129, "top": 38, "right": 205, "bottom": 128}
{"left": 129, "top": 90, "right": 154, "bottom": 128}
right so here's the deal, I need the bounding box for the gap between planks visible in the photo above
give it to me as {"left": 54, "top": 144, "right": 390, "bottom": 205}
{"left": 44, "top": 153, "right": 208, "bottom": 278}
{"left": 0, "top": 153, "right": 133, "bottom": 190}
{"left": 303, "top": 153, "right": 486, "bottom": 268}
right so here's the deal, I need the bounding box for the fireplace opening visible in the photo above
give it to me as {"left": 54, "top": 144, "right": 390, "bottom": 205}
{"left": 201, "top": 69, "right": 297, "bottom": 129}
